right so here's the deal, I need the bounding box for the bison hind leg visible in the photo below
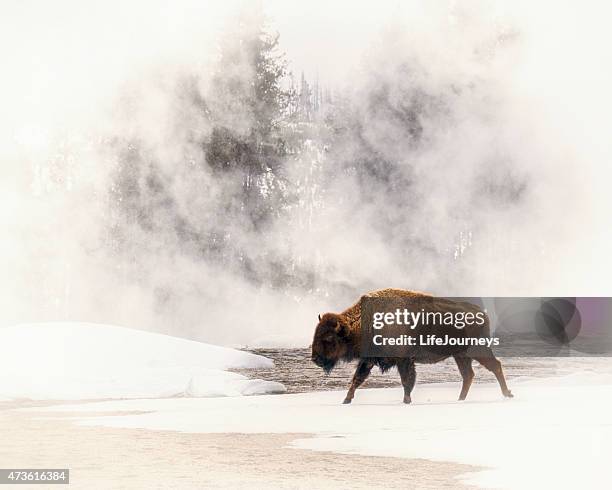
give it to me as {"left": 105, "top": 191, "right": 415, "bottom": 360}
{"left": 454, "top": 356, "right": 474, "bottom": 401}
{"left": 473, "top": 353, "right": 513, "bottom": 398}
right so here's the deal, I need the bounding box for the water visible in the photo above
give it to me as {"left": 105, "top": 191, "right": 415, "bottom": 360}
{"left": 233, "top": 348, "right": 602, "bottom": 394}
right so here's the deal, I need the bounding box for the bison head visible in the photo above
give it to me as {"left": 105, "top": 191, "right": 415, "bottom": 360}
{"left": 311, "top": 313, "right": 351, "bottom": 373}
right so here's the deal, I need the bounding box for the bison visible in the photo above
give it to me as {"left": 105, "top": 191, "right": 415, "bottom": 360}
{"left": 311, "top": 288, "right": 513, "bottom": 404}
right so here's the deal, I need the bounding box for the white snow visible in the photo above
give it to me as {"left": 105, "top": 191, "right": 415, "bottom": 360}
{"left": 37, "top": 367, "right": 612, "bottom": 489}
{"left": 0, "top": 323, "right": 285, "bottom": 400}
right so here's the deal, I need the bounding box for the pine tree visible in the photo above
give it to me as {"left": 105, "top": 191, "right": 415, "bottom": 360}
{"left": 204, "top": 7, "right": 291, "bottom": 228}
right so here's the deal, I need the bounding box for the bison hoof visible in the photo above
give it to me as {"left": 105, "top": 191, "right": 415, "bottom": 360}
{"left": 342, "top": 398, "right": 352, "bottom": 404}
{"left": 403, "top": 397, "right": 412, "bottom": 404}
{"left": 504, "top": 391, "right": 514, "bottom": 398}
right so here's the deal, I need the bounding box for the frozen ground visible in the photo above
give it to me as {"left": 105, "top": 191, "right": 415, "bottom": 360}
{"left": 38, "top": 368, "right": 612, "bottom": 489}
{"left": 0, "top": 407, "right": 474, "bottom": 490}
{"left": 3, "top": 322, "right": 610, "bottom": 488}
{"left": 0, "top": 323, "right": 286, "bottom": 399}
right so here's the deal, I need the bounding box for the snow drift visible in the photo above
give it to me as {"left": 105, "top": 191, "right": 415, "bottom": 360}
{"left": 0, "top": 323, "right": 285, "bottom": 400}
{"left": 42, "top": 362, "right": 612, "bottom": 489}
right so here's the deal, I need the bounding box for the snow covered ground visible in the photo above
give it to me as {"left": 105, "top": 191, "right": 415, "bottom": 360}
{"left": 37, "top": 368, "right": 612, "bottom": 489}
{"left": 0, "top": 323, "right": 286, "bottom": 399}
{"left": 3, "top": 322, "right": 611, "bottom": 488}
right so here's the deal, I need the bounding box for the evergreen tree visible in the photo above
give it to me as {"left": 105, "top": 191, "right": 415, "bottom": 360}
{"left": 204, "top": 8, "right": 291, "bottom": 228}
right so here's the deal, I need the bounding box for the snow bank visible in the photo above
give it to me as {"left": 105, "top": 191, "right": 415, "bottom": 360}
{"left": 0, "top": 323, "right": 285, "bottom": 400}
{"left": 42, "top": 367, "right": 612, "bottom": 489}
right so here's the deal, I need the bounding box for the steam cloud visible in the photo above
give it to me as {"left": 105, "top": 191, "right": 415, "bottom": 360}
{"left": 1, "top": 1, "right": 611, "bottom": 346}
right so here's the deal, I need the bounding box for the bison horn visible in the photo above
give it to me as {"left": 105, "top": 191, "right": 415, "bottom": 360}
{"left": 318, "top": 314, "right": 322, "bottom": 321}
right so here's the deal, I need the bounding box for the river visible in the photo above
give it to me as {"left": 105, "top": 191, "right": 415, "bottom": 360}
{"left": 233, "top": 348, "right": 598, "bottom": 394}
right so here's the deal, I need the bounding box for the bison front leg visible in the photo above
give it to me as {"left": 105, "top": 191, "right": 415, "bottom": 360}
{"left": 397, "top": 359, "right": 416, "bottom": 404}
{"left": 343, "top": 360, "right": 373, "bottom": 404}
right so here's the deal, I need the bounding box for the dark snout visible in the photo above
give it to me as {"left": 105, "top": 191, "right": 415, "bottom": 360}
{"left": 311, "top": 353, "right": 335, "bottom": 374}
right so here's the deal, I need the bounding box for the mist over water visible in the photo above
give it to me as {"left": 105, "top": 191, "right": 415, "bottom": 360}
{"left": 1, "top": 1, "right": 611, "bottom": 347}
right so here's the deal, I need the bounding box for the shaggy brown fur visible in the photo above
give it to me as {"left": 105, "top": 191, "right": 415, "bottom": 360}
{"left": 311, "top": 288, "right": 513, "bottom": 404}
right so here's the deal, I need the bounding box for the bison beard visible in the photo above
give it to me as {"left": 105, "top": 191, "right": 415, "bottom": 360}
{"left": 311, "top": 288, "right": 514, "bottom": 404}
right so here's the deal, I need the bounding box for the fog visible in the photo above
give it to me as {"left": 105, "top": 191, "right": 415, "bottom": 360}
{"left": 1, "top": 1, "right": 611, "bottom": 346}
